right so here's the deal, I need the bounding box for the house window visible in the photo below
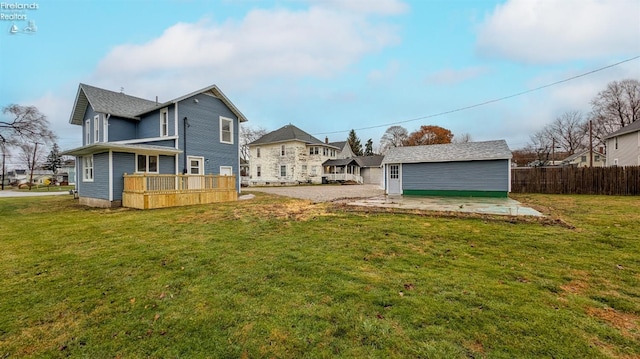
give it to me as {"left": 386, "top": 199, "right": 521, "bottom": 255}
{"left": 220, "top": 117, "right": 233, "bottom": 144}
{"left": 94, "top": 115, "right": 100, "bottom": 142}
{"left": 309, "top": 147, "right": 319, "bottom": 155}
{"left": 160, "top": 108, "right": 169, "bottom": 137}
{"left": 281, "top": 145, "right": 286, "bottom": 156}
{"left": 85, "top": 119, "right": 90, "bottom": 144}
{"left": 615, "top": 137, "right": 618, "bottom": 150}
{"left": 390, "top": 165, "right": 399, "bottom": 179}
{"left": 280, "top": 165, "right": 287, "bottom": 177}
{"left": 136, "top": 154, "right": 159, "bottom": 173}
{"left": 311, "top": 166, "right": 317, "bottom": 176}
{"left": 256, "top": 166, "right": 261, "bottom": 177}
{"left": 83, "top": 155, "right": 93, "bottom": 181}
{"left": 302, "top": 165, "right": 307, "bottom": 174}
{"left": 256, "top": 147, "right": 260, "bottom": 158}
{"left": 614, "top": 158, "right": 618, "bottom": 166}
{"left": 581, "top": 156, "right": 586, "bottom": 162}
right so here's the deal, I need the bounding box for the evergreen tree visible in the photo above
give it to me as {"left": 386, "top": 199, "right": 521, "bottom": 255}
{"left": 347, "top": 129, "right": 363, "bottom": 156}
{"left": 43, "top": 143, "right": 62, "bottom": 175}
{"left": 364, "top": 138, "right": 374, "bottom": 156}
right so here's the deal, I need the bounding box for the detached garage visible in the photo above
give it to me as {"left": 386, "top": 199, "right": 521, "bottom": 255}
{"left": 382, "top": 140, "right": 512, "bottom": 198}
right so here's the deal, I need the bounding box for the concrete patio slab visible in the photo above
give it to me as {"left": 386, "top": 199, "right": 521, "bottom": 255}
{"left": 348, "top": 195, "right": 543, "bottom": 217}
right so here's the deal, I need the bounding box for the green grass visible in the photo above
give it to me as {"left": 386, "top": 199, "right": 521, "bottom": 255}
{"left": 0, "top": 193, "right": 638, "bottom": 358}
{"left": 5, "top": 185, "right": 75, "bottom": 193}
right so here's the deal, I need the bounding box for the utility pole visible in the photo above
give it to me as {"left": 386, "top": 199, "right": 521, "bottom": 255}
{"left": 1, "top": 140, "right": 5, "bottom": 191}
{"left": 589, "top": 120, "right": 593, "bottom": 167}
{"left": 29, "top": 142, "right": 38, "bottom": 191}
{"left": 551, "top": 138, "right": 556, "bottom": 165}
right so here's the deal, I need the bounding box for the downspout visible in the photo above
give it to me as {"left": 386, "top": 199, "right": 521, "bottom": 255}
{"left": 182, "top": 117, "right": 189, "bottom": 173}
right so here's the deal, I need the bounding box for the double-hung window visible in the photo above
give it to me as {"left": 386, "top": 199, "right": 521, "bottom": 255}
{"left": 136, "top": 154, "right": 159, "bottom": 173}
{"left": 280, "top": 165, "right": 287, "bottom": 177}
{"left": 256, "top": 166, "right": 261, "bottom": 177}
{"left": 220, "top": 117, "right": 233, "bottom": 144}
{"left": 160, "top": 108, "right": 169, "bottom": 137}
{"left": 83, "top": 155, "right": 93, "bottom": 181}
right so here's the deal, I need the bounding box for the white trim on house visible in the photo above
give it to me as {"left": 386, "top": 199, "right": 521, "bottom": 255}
{"left": 104, "top": 114, "right": 110, "bottom": 142}
{"left": 220, "top": 166, "right": 232, "bottom": 176}
{"left": 85, "top": 119, "right": 90, "bottom": 144}
{"left": 94, "top": 115, "right": 100, "bottom": 142}
{"left": 83, "top": 155, "right": 94, "bottom": 182}
{"left": 220, "top": 116, "right": 233, "bottom": 144}
{"left": 160, "top": 107, "right": 169, "bottom": 137}
{"left": 174, "top": 102, "right": 179, "bottom": 149}
{"left": 108, "top": 150, "right": 113, "bottom": 201}
{"left": 114, "top": 136, "right": 178, "bottom": 145}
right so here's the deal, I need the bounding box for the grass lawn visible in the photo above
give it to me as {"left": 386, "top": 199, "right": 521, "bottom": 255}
{"left": 10, "top": 185, "right": 75, "bottom": 193}
{"left": 0, "top": 193, "right": 638, "bottom": 358}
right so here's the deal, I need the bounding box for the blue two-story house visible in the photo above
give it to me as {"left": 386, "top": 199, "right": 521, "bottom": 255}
{"left": 63, "top": 83, "right": 247, "bottom": 208}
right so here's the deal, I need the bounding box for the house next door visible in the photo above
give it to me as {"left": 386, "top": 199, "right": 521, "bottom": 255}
{"left": 388, "top": 164, "right": 401, "bottom": 195}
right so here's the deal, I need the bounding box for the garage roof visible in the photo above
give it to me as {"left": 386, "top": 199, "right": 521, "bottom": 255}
{"left": 382, "top": 140, "right": 512, "bottom": 164}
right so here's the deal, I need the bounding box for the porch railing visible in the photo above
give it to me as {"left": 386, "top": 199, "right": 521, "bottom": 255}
{"left": 324, "top": 173, "right": 363, "bottom": 183}
{"left": 123, "top": 173, "right": 237, "bottom": 209}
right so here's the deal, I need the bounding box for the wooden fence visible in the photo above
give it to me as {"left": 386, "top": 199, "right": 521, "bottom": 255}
{"left": 511, "top": 166, "right": 640, "bottom": 195}
{"left": 122, "top": 174, "right": 237, "bottom": 209}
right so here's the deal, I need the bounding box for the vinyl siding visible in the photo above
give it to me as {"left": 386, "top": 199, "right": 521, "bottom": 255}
{"left": 402, "top": 160, "right": 509, "bottom": 192}
{"left": 111, "top": 152, "right": 134, "bottom": 201}
{"left": 178, "top": 94, "right": 239, "bottom": 177}
{"left": 107, "top": 116, "right": 137, "bottom": 142}
{"left": 79, "top": 152, "right": 110, "bottom": 200}
{"left": 138, "top": 106, "right": 176, "bottom": 138}
{"left": 606, "top": 131, "right": 640, "bottom": 166}
{"left": 82, "top": 107, "right": 99, "bottom": 145}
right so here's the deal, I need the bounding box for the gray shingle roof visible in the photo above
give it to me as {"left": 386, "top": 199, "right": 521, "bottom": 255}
{"left": 603, "top": 120, "right": 640, "bottom": 139}
{"left": 70, "top": 84, "right": 159, "bottom": 124}
{"left": 249, "top": 124, "right": 326, "bottom": 146}
{"left": 354, "top": 155, "right": 384, "bottom": 167}
{"left": 382, "top": 140, "right": 512, "bottom": 164}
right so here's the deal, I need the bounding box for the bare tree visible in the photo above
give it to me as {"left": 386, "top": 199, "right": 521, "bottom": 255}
{"left": 590, "top": 79, "right": 640, "bottom": 144}
{"left": 240, "top": 125, "right": 267, "bottom": 162}
{"left": 18, "top": 142, "right": 45, "bottom": 189}
{"left": 379, "top": 125, "right": 408, "bottom": 154}
{"left": 545, "top": 111, "right": 588, "bottom": 155}
{"left": 528, "top": 130, "right": 553, "bottom": 165}
{"left": 453, "top": 133, "right": 472, "bottom": 143}
{"left": 1, "top": 104, "right": 56, "bottom": 146}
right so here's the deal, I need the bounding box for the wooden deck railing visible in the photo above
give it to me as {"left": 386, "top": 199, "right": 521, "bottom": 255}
{"left": 324, "top": 173, "right": 363, "bottom": 183}
{"left": 122, "top": 174, "right": 237, "bottom": 209}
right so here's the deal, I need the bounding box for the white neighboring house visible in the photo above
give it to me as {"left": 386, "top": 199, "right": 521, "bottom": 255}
{"left": 604, "top": 121, "right": 640, "bottom": 166}
{"left": 561, "top": 149, "right": 606, "bottom": 168}
{"left": 6, "top": 169, "right": 28, "bottom": 184}
{"left": 248, "top": 124, "right": 342, "bottom": 185}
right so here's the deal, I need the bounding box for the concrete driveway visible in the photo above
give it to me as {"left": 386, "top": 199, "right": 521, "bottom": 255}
{"left": 246, "top": 185, "right": 542, "bottom": 217}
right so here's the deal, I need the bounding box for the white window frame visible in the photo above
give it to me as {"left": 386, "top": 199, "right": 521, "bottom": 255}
{"left": 160, "top": 108, "right": 169, "bottom": 137}
{"left": 94, "top": 115, "right": 100, "bottom": 142}
{"left": 220, "top": 117, "right": 233, "bottom": 144}
{"left": 256, "top": 165, "right": 261, "bottom": 177}
{"left": 281, "top": 144, "right": 286, "bottom": 156}
{"left": 83, "top": 155, "right": 94, "bottom": 182}
{"left": 85, "top": 119, "right": 90, "bottom": 144}
{"left": 280, "top": 165, "right": 287, "bottom": 177}
{"left": 256, "top": 147, "right": 260, "bottom": 158}
{"left": 135, "top": 154, "right": 159, "bottom": 173}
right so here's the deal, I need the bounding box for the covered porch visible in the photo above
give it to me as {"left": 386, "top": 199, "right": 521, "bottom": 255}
{"left": 123, "top": 173, "right": 237, "bottom": 209}
{"left": 323, "top": 158, "right": 363, "bottom": 184}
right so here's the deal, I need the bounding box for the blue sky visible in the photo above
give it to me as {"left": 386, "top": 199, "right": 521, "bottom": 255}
{"left": 1, "top": 0, "right": 639, "bottom": 166}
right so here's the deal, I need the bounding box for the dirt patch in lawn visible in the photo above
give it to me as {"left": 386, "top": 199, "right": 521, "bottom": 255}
{"left": 586, "top": 307, "right": 640, "bottom": 339}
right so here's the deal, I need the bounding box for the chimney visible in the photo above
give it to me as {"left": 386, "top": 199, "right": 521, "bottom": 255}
{"left": 156, "top": 96, "right": 158, "bottom": 105}
{"left": 325, "top": 136, "right": 329, "bottom": 144}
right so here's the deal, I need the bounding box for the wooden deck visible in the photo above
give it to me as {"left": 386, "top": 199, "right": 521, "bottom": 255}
{"left": 122, "top": 174, "right": 237, "bottom": 209}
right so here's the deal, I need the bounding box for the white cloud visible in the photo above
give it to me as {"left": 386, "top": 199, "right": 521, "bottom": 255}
{"left": 476, "top": 0, "right": 640, "bottom": 64}
{"left": 425, "top": 66, "right": 490, "bottom": 85}
{"left": 94, "top": 6, "right": 402, "bottom": 99}
{"left": 306, "top": 0, "right": 408, "bottom": 15}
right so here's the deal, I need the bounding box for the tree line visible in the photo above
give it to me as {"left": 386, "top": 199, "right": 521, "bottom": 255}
{"left": 513, "top": 78, "right": 639, "bottom": 166}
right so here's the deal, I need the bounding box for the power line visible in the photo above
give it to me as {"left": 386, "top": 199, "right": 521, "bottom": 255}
{"left": 314, "top": 55, "right": 640, "bottom": 136}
